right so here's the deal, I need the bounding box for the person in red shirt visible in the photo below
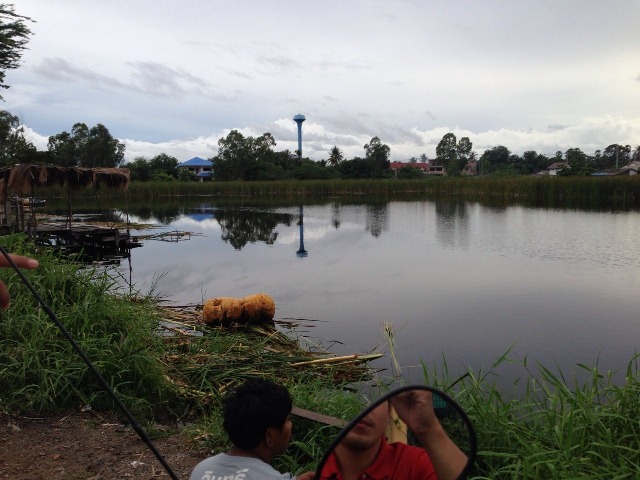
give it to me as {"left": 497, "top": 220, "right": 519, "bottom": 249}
{"left": 319, "top": 389, "right": 467, "bottom": 480}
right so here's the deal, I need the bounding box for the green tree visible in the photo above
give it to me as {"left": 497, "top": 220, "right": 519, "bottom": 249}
{"left": 599, "top": 144, "right": 631, "bottom": 169}
{"left": 273, "top": 149, "right": 298, "bottom": 171}
{"left": 127, "top": 156, "right": 152, "bottom": 181}
{"left": 479, "top": 145, "right": 511, "bottom": 175}
{"left": 337, "top": 157, "right": 373, "bottom": 179}
{"left": 519, "top": 150, "right": 550, "bottom": 175}
{"left": 364, "top": 137, "right": 390, "bottom": 178}
{"left": 435, "top": 133, "right": 458, "bottom": 175}
{"left": 149, "top": 153, "right": 178, "bottom": 178}
{"left": 48, "top": 122, "right": 125, "bottom": 168}
{"left": 290, "top": 159, "right": 333, "bottom": 180}
{"left": 177, "top": 167, "right": 197, "bottom": 182}
{"left": 457, "top": 137, "right": 473, "bottom": 163}
{"left": 213, "top": 130, "right": 277, "bottom": 181}
{"left": 328, "top": 146, "right": 344, "bottom": 167}
{"left": 396, "top": 165, "right": 424, "bottom": 179}
{"left": 81, "top": 123, "right": 125, "bottom": 168}
{"left": 0, "top": 109, "right": 36, "bottom": 165}
{"left": 47, "top": 130, "right": 77, "bottom": 167}
{"left": 558, "top": 148, "right": 594, "bottom": 176}
{"left": 0, "top": 4, "right": 34, "bottom": 100}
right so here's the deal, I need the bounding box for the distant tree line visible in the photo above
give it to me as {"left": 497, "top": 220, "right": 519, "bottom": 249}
{"left": 1, "top": 4, "right": 639, "bottom": 180}
{"left": 1, "top": 114, "right": 640, "bottom": 181}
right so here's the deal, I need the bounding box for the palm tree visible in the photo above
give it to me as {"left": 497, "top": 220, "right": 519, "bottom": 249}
{"left": 328, "top": 146, "right": 343, "bottom": 167}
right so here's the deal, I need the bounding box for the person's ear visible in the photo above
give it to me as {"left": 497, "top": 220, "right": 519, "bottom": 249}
{"left": 265, "top": 427, "right": 275, "bottom": 448}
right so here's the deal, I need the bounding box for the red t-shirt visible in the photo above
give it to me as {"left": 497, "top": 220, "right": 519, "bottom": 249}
{"left": 319, "top": 437, "right": 437, "bottom": 480}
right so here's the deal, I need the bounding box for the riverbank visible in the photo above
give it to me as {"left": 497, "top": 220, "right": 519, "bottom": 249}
{"left": 0, "top": 233, "right": 377, "bottom": 476}
{"left": 1, "top": 232, "right": 639, "bottom": 479}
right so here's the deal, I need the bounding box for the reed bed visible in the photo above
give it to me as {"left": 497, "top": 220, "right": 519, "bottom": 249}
{"left": 34, "top": 176, "right": 640, "bottom": 210}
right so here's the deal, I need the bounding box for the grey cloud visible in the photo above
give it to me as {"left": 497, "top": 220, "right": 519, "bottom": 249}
{"left": 547, "top": 124, "right": 567, "bottom": 132}
{"left": 33, "top": 57, "right": 235, "bottom": 102}
{"left": 316, "top": 58, "right": 371, "bottom": 72}
{"left": 317, "top": 112, "right": 374, "bottom": 137}
{"left": 127, "top": 61, "right": 210, "bottom": 98}
{"left": 255, "top": 54, "right": 301, "bottom": 71}
{"left": 33, "top": 58, "right": 130, "bottom": 90}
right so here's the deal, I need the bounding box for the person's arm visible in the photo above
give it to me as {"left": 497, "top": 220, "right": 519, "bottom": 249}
{"left": 0, "top": 254, "right": 39, "bottom": 309}
{"left": 295, "top": 471, "right": 315, "bottom": 480}
{"left": 391, "top": 390, "right": 468, "bottom": 480}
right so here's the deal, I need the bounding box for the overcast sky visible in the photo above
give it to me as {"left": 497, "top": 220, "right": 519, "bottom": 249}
{"left": 6, "top": 1, "right": 640, "bottom": 163}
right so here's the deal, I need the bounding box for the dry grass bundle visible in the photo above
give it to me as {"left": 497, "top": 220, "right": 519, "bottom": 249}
{"left": 93, "top": 168, "right": 130, "bottom": 190}
{"left": 0, "top": 165, "right": 130, "bottom": 198}
{"left": 157, "top": 304, "right": 382, "bottom": 404}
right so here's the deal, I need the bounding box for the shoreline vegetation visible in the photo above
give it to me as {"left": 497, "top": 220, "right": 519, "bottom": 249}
{"left": 2, "top": 176, "right": 639, "bottom": 478}
{"left": 32, "top": 176, "right": 640, "bottom": 211}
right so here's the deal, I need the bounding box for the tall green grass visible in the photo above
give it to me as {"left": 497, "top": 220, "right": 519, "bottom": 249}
{"left": 420, "top": 352, "right": 640, "bottom": 479}
{"left": 35, "top": 176, "right": 640, "bottom": 210}
{"left": 0, "top": 234, "right": 171, "bottom": 416}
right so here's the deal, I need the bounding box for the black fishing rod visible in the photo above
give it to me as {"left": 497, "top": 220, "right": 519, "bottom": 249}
{"left": 0, "top": 245, "right": 179, "bottom": 480}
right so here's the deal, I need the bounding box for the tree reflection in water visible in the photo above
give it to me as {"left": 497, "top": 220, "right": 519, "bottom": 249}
{"left": 215, "top": 208, "right": 294, "bottom": 250}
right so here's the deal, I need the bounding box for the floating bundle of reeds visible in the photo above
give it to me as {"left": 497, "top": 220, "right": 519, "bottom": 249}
{"left": 157, "top": 304, "right": 383, "bottom": 404}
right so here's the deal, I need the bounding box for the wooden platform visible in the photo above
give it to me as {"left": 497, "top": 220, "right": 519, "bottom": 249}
{"left": 32, "top": 222, "right": 142, "bottom": 259}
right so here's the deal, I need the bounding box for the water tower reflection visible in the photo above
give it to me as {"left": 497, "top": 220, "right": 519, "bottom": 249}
{"left": 296, "top": 205, "right": 308, "bottom": 258}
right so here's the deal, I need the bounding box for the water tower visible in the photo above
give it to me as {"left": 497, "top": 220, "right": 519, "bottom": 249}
{"left": 293, "top": 114, "right": 305, "bottom": 157}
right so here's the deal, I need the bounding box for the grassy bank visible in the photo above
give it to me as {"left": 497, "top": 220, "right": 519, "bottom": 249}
{"left": 34, "top": 176, "right": 640, "bottom": 210}
{"left": 423, "top": 352, "right": 640, "bottom": 479}
{"left": 0, "top": 234, "right": 370, "bottom": 474}
{"left": 1, "top": 235, "right": 638, "bottom": 478}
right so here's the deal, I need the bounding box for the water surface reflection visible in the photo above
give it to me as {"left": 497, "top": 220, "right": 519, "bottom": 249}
{"left": 106, "top": 198, "right": 640, "bottom": 389}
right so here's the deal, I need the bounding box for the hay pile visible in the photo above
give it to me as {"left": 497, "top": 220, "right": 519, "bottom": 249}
{"left": 0, "top": 164, "right": 130, "bottom": 198}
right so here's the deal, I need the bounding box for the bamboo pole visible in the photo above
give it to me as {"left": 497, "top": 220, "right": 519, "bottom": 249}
{"left": 290, "top": 353, "right": 383, "bottom": 367}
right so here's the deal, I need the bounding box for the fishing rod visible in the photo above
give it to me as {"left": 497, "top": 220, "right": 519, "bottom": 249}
{"left": 0, "top": 245, "right": 179, "bottom": 480}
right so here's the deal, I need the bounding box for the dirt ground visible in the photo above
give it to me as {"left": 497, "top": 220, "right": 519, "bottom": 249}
{"left": 0, "top": 410, "right": 210, "bottom": 480}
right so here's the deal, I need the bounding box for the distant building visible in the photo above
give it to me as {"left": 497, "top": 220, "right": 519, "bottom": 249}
{"left": 177, "top": 157, "right": 213, "bottom": 181}
{"left": 540, "top": 162, "right": 567, "bottom": 176}
{"left": 389, "top": 162, "right": 446, "bottom": 176}
{"left": 461, "top": 159, "right": 478, "bottom": 176}
{"left": 591, "top": 162, "right": 639, "bottom": 176}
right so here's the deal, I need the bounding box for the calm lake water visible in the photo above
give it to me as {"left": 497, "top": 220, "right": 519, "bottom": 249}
{"left": 107, "top": 198, "right": 639, "bottom": 388}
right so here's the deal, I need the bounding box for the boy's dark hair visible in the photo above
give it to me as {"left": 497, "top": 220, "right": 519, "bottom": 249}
{"left": 223, "top": 378, "right": 293, "bottom": 450}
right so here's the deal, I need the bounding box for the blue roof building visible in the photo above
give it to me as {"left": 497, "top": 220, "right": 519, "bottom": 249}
{"left": 177, "top": 156, "right": 213, "bottom": 181}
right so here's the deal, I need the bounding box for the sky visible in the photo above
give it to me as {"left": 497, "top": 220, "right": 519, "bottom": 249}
{"left": 5, "top": 0, "right": 640, "bottom": 164}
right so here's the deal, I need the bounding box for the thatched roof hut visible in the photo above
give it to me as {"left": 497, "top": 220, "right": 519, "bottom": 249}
{"left": 0, "top": 164, "right": 130, "bottom": 199}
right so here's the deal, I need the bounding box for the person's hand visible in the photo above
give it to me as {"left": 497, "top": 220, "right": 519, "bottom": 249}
{"left": 389, "top": 389, "right": 437, "bottom": 436}
{"left": 0, "top": 254, "right": 39, "bottom": 310}
{"left": 391, "top": 389, "right": 469, "bottom": 480}
{"left": 295, "top": 471, "right": 315, "bottom": 480}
